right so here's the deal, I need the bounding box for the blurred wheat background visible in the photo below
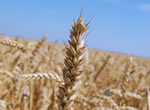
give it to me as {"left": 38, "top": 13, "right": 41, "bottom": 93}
{"left": 0, "top": 0, "right": 150, "bottom": 110}
{"left": 0, "top": 17, "right": 150, "bottom": 109}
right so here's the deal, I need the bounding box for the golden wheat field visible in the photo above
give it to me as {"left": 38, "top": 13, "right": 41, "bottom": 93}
{"left": 0, "top": 16, "right": 150, "bottom": 110}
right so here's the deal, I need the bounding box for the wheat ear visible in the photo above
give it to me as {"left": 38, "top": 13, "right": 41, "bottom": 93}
{"left": 0, "top": 39, "right": 26, "bottom": 52}
{"left": 57, "top": 16, "right": 88, "bottom": 110}
{"left": 28, "top": 35, "right": 46, "bottom": 71}
{"left": 22, "top": 72, "right": 62, "bottom": 82}
{"left": 121, "top": 57, "right": 135, "bottom": 105}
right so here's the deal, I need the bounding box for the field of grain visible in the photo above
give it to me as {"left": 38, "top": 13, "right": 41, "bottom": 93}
{"left": 0, "top": 16, "right": 150, "bottom": 110}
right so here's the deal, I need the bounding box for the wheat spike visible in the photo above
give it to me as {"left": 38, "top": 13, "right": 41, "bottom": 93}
{"left": 121, "top": 56, "right": 136, "bottom": 105}
{"left": 28, "top": 35, "right": 47, "bottom": 73}
{"left": 57, "top": 16, "right": 88, "bottom": 110}
{"left": 0, "top": 39, "right": 26, "bottom": 52}
{"left": 22, "top": 72, "right": 62, "bottom": 82}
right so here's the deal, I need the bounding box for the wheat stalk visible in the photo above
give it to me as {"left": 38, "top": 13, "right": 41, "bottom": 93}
{"left": 94, "top": 55, "right": 110, "bottom": 81}
{"left": 57, "top": 16, "right": 88, "bottom": 110}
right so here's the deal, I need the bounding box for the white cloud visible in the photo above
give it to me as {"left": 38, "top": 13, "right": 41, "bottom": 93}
{"left": 138, "top": 4, "right": 150, "bottom": 12}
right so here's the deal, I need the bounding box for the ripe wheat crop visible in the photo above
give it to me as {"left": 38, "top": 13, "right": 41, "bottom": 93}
{"left": 0, "top": 16, "right": 150, "bottom": 110}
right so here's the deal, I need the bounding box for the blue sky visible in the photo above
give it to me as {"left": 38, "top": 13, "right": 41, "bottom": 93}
{"left": 0, "top": 0, "right": 150, "bottom": 58}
